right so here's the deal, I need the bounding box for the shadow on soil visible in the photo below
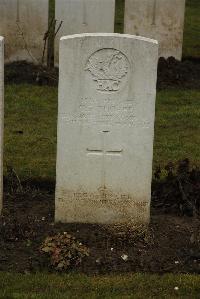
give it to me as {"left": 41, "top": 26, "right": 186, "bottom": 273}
{"left": 0, "top": 160, "right": 200, "bottom": 274}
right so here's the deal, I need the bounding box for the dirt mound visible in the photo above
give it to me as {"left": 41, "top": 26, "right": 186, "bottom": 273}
{"left": 157, "top": 57, "right": 200, "bottom": 90}
{"left": 5, "top": 58, "right": 200, "bottom": 89}
{"left": 5, "top": 61, "right": 58, "bottom": 86}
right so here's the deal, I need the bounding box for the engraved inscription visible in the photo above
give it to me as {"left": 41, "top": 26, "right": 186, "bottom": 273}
{"left": 58, "top": 190, "right": 149, "bottom": 209}
{"left": 61, "top": 97, "right": 150, "bottom": 128}
{"left": 16, "top": 0, "right": 20, "bottom": 23}
{"left": 82, "top": 0, "right": 87, "bottom": 26}
{"left": 85, "top": 48, "right": 129, "bottom": 92}
{"left": 151, "top": 0, "right": 157, "bottom": 26}
{"left": 78, "top": 97, "right": 135, "bottom": 124}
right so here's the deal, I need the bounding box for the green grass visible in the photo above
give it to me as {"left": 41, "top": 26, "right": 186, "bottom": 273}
{"left": 4, "top": 85, "right": 57, "bottom": 180}
{"left": 154, "top": 89, "right": 200, "bottom": 167}
{"left": 183, "top": 0, "right": 200, "bottom": 58}
{"left": 4, "top": 85, "right": 200, "bottom": 181}
{"left": 0, "top": 272, "right": 200, "bottom": 298}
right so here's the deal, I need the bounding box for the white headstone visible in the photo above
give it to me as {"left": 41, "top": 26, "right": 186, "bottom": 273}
{"left": 54, "top": 0, "right": 115, "bottom": 65}
{"left": 0, "top": 0, "right": 49, "bottom": 63}
{"left": 0, "top": 37, "right": 3, "bottom": 213}
{"left": 124, "top": 0, "right": 185, "bottom": 60}
{"left": 55, "top": 33, "right": 158, "bottom": 227}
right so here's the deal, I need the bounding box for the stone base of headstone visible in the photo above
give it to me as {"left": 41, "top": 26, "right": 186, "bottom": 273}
{"left": 56, "top": 189, "right": 150, "bottom": 226}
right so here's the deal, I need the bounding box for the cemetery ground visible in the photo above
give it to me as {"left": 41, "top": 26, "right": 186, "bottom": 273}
{"left": 0, "top": 0, "right": 200, "bottom": 297}
{"left": 1, "top": 67, "right": 200, "bottom": 297}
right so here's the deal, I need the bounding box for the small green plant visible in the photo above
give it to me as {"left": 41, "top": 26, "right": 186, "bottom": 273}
{"left": 40, "top": 232, "right": 89, "bottom": 271}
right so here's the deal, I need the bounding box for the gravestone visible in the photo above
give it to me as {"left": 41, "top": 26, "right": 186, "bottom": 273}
{"left": 0, "top": 0, "right": 49, "bottom": 63}
{"left": 124, "top": 0, "right": 185, "bottom": 60}
{"left": 55, "top": 33, "right": 158, "bottom": 227}
{"left": 0, "top": 37, "right": 3, "bottom": 213}
{"left": 54, "top": 0, "right": 115, "bottom": 65}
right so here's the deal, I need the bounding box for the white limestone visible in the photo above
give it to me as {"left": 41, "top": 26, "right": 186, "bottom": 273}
{"left": 54, "top": 0, "right": 115, "bottom": 65}
{"left": 0, "top": 37, "right": 3, "bottom": 213}
{"left": 0, "top": 0, "right": 49, "bottom": 63}
{"left": 124, "top": 0, "right": 185, "bottom": 60}
{"left": 55, "top": 33, "right": 158, "bottom": 227}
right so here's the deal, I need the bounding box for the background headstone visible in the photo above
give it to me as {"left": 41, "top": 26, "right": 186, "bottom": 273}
{"left": 54, "top": 0, "right": 115, "bottom": 65}
{"left": 0, "top": 37, "right": 3, "bottom": 213}
{"left": 55, "top": 33, "right": 158, "bottom": 227}
{"left": 0, "top": 0, "right": 49, "bottom": 63}
{"left": 124, "top": 0, "right": 185, "bottom": 60}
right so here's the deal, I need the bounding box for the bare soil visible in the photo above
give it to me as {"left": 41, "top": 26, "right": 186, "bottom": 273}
{"left": 157, "top": 57, "right": 200, "bottom": 90}
{"left": 5, "top": 57, "right": 200, "bottom": 90}
{"left": 1, "top": 162, "right": 200, "bottom": 275}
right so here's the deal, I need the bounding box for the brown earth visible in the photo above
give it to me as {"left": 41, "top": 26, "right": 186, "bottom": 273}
{"left": 5, "top": 57, "right": 200, "bottom": 90}
{"left": 157, "top": 57, "right": 200, "bottom": 90}
{"left": 1, "top": 162, "right": 200, "bottom": 274}
{"left": 2, "top": 58, "right": 200, "bottom": 274}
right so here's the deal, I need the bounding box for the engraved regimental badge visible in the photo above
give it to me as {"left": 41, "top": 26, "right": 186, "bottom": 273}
{"left": 85, "top": 48, "right": 129, "bottom": 92}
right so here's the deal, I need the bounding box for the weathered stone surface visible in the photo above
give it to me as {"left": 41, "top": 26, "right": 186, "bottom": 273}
{"left": 0, "top": 37, "right": 3, "bottom": 213}
{"left": 54, "top": 0, "right": 115, "bottom": 65}
{"left": 124, "top": 0, "right": 185, "bottom": 60}
{"left": 0, "top": 0, "right": 49, "bottom": 63}
{"left": 55, "top": 33, "right": 158, "bottom": 227}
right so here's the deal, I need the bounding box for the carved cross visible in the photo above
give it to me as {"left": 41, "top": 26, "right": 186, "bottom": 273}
{"left": 87, "top": 148, "right": 123, "bottom": 156}
{"left": 151, "top": 0, "right": 157, "bottom": 26}
{"left": 82, "top": 0, "right": 87, "bottom": 27}
{"left": 86, "top": 131, "right": 123, "bottom": 188}
{"left": 16, "top": 0, "right": 20, "bottom": 22}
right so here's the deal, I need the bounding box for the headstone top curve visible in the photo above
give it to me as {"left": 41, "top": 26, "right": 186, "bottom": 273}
{"left": 60, "top": 33, "right": 158, "bottom": 45}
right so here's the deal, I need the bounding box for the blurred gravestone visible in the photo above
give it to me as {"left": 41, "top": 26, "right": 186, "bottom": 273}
{"left": 55, "top": 33, "right": 158, "bottom": 228}
{"left": 54, "top": 0, "right": 115, "bottom": 65}
{"left": 0, "top": 37, "right": 3, "bottom": 213}
{"left": 0, "top": 0, "right": 49, "bottom": 63}
{"left": 124, "top": 0, "right": 185, "bottom": 60}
